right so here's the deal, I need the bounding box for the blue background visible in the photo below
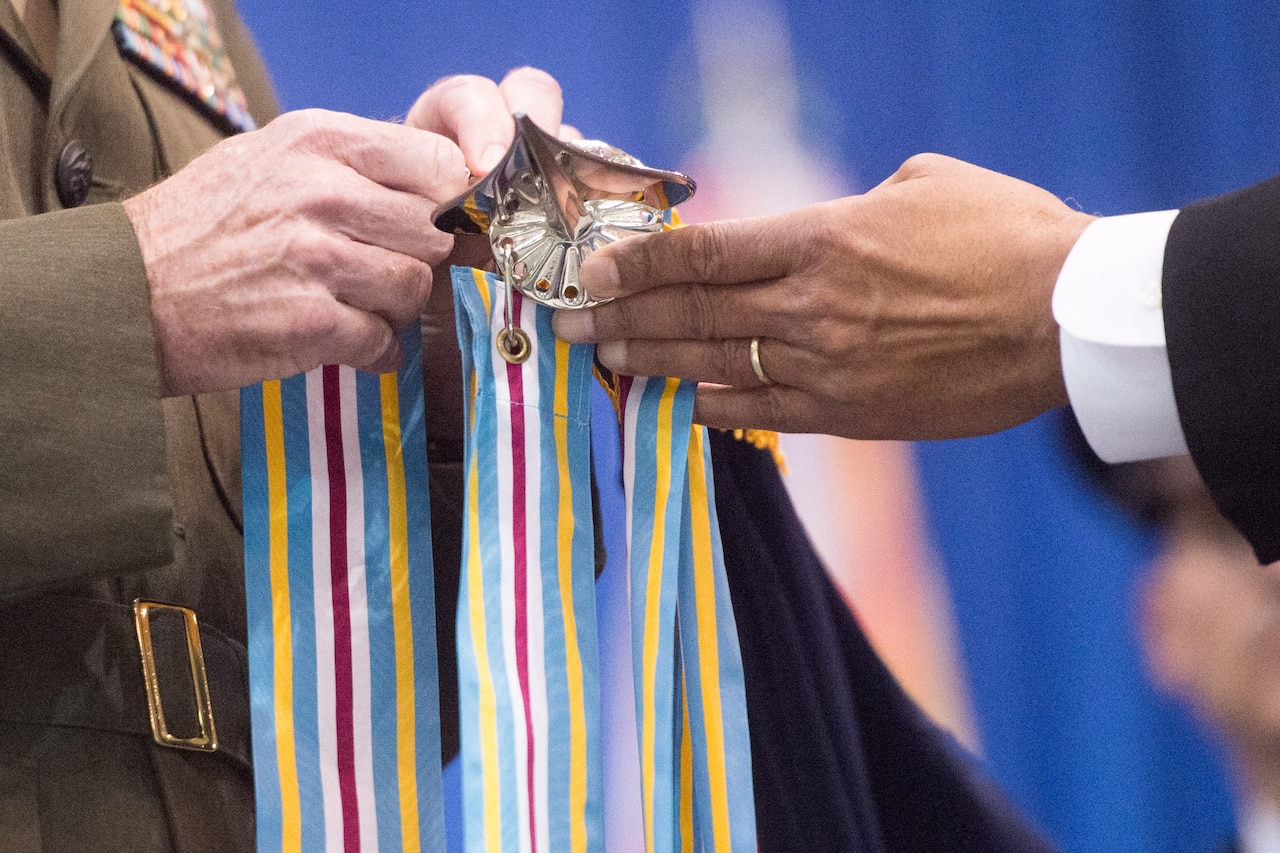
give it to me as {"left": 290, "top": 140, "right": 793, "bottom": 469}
{"left": 235, "top": 2, "right": 1280, "bottom": 850}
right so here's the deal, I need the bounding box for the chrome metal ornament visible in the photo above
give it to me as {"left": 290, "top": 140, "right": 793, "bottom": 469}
{"left": 432, "top": 113, "right": 696, "bottom": 311}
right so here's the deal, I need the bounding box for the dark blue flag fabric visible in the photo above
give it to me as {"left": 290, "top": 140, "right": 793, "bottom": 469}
{"left": 707, "top": 431, "right": 1055, "bottom": 852}
{"left": 237, "top": 2, "right": 1280, "bottom": 850}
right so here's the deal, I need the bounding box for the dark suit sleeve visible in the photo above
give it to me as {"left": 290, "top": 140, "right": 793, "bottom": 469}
{"left": 1163, "top": 174, "right": 1280, "bottom": 564}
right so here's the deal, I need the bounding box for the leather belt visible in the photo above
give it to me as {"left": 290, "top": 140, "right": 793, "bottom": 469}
{"left": 0, "top": 594, "right": 252, "bottom": 771}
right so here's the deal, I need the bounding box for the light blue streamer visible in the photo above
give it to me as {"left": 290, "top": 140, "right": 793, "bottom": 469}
{"left": 242, "top": 326, "right": 443, "bottom": 852}
{"left": 675, "top": 428, "right": 757, "bottom": 851}
{"left": 453, "top": 267, "right": 607, "bottom": 852}
{"left": 625, "top": 376, "right": 697, "bottom": 853}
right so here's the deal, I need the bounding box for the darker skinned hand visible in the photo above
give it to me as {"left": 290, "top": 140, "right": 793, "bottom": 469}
{"left": 552, "top": 154, "right": 1096, "bottom": 440}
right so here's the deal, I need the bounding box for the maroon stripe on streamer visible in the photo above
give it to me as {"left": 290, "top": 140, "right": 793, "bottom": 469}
{"left": 323, "top": 365, "right": 361, "bottom": 853}
{"left": 617, "top": 375, "right": 634, "bottom": 411}
{"left": 504, "top": 291, "right": 538, "bottom": 851}
{"left": 616, "top": 375, "right": 635, "bottom": 457}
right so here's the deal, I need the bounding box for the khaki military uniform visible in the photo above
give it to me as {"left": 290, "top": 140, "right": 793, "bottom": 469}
{"left": 0, "top": 2, "right": 466, "bottom": 850}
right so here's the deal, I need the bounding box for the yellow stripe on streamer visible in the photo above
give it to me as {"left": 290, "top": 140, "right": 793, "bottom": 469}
{"left": 468, "top": 268, "right": 492, "bottom": 428}
{"left": 688, "top": 427, "right": 732, "bottom": 850}
{"left": 642, "top": 378, "right": 681, "bottom": 853}
{"left": 264, "top": 379, "right": 302, "bottom": 853}
{"left": 471, "top": 268, "right": 493, "bottom": 321}
{"left": 381, "top": 374, "right": 422, "bottom": 853}
{"left": 554, "top": 337, "right": 590, "bottom": 853}
{"left": 465, "top": 447, "right": 502, "bottom": 853}
{"left": 679, "top": 673, "right": 694, "bottom": 853}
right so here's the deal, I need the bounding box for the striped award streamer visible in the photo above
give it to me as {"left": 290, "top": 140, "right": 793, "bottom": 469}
{"left": 242, "top": 325, "right": 444, "bottom": 853}
{"left": 617, "top": 378, "right": 757, "bottom": 853}
{"left": 455, "top": 267, "right": 756, "bottom": 853}
{"left": 673, "top": 425, "right": 756, "bottom": 851}
{"left": 454, "top": 267, "right": 603, "bottom": 853}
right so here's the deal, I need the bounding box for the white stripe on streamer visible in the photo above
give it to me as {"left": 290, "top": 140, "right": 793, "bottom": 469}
{"left": 337, "top": 365, "right": 380, "bottom": 849}
{"left": 519, "top": 292, "right": 552, "bottom": 853}
{"left": 306, "top": 369, "right": 344, "bottom": 851}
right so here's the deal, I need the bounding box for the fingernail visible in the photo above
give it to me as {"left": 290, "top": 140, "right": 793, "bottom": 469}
{"left": 579, "top": 253, "right": 621, "bottom": 298}
{"left": 477, "top": 143, "right": 507, "bottom": 174}
{"left": 596, "top": 340, "right": 626, "bottom": 372}
{"left": 552, "top": 308, "right": 597, "bottom": 342}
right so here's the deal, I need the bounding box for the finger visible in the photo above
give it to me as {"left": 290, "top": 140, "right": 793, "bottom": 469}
{"left": 406, "top": 75, "right": 514, "bottom": 175}
{"left": 322, "top": 302, "right": 405, "bottom": 376}
{"left": 271, "top": 109, "right": 471, "bottom": 201}
{"left": 310, "top": 235, "right": 435, "bottom": 329}
{"left": 559, "top": 123, "right": 584, "bottom": 142}
{"left": 498, "top": 67, "right": 564, "bottom": 138}
{"left": 314, "top": 166, "right": 455, "bottom": 263}
{"left": 577, "top": 214, "right": 804, "bottom": 299}
{"left": 692, "top": 384, "right": 822, "bottom": 435}
{"left": 596, "top": 336, "right": 806, "bottom": 389}
{"left": 551, "top": 280, "right": 791, "bottom": 344}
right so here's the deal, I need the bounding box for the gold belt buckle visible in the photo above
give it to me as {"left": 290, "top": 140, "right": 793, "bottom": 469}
{"left": 132, "top": 599, "right": 219, "bottom": 752}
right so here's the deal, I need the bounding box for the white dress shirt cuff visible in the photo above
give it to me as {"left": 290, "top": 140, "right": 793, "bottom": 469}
{"left": 1052, "top": 209, "right": 1189, "bottom": 463}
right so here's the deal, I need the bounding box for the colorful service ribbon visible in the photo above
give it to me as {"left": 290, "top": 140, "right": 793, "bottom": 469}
{"left": 242, "top": 327, "right": 444, "bottom": 853}
{"left": 113, "top": 0, "right": 258, "bottom": 134}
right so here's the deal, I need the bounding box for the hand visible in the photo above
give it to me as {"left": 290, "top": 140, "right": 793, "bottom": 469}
{"left": 409, "top": 67, "right": 580, "bottom": 453}
{"left": 406, "top": 66, "right": 581, "bottom": 177}
{"left": 125, "top": 108, "right": 469, "bottom": 396}
{"left": 552, "top": 154, "right": 1096, "bottom": 440}
{"left": 408, "top": 65, "right": 583, "bottom": 285}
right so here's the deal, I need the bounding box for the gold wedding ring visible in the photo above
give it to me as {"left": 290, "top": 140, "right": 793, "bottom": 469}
{"left": 749, "top": 337, "right": 772, "bottom": 386}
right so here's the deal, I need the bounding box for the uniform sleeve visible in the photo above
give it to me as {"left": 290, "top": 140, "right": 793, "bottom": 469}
{"left": 1163, "top": 174, "right": 1280, "bottom": 565}
{"left": 0, "top": 202, "right": 174, "bottom": 598}
{"left": 1052, "top": 209, "right": 1187, "bottom": 463}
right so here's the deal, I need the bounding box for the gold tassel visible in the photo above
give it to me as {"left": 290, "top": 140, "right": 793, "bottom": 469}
{"left": 593, "top": 364, "right": 624, "bottom": 420}
{"left": 727, "top": 428, "right": 788, "bottom": 475}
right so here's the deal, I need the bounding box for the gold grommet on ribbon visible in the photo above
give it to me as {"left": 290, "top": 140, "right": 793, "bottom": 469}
{"left": 497, "top": 327, "right": 531, "bottom": 364}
